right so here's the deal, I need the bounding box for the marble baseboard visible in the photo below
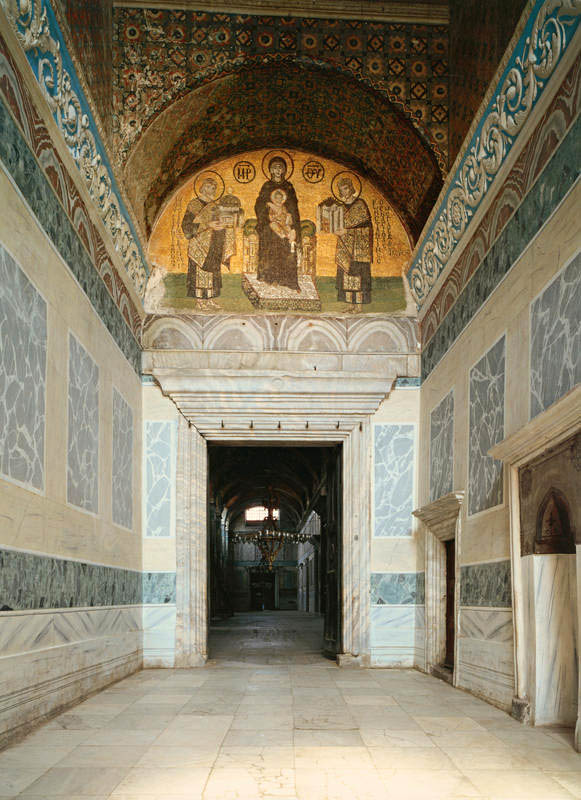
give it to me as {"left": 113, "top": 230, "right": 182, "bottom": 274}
{"left": 457, "top": 637, "right": 514, "bottom": 710}
{"left": 0, "top": 606, "right": 142, "bottom": 745}
{"left": 143, "top": 604, "right": 176, "bottom": 668}
{"left": 370, "top": 605, "right": 424, "bottom": 667}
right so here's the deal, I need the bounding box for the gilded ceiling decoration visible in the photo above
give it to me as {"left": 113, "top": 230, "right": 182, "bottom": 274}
{"left": 112, "top": 7, "right": 449, "bottom": 170}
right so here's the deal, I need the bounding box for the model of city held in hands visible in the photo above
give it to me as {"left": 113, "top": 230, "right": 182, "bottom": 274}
{"left": 146, "top": 149, "right": 413, "bottom": 315}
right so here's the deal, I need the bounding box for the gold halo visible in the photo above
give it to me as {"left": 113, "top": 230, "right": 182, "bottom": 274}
{"left": 193, "top": 170, "right": 224, "bottom": 201}
{"left": 331, "top": 171, "right": 362, "bottom": 203}
{"left": 261, "top": 150, "right": 294, "bottom": 181}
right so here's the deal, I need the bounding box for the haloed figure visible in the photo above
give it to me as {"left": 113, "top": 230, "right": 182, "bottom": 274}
{"left": 335, "top": 177, "right": 373, "bottom": 305}
{"left": 255, "top": 157, "right": 302, "bottom": 291}
{"left": 182, "top": 177, "right": 236, "bottom": 300}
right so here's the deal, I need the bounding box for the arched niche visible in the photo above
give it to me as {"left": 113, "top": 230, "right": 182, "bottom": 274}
{"left": 535, "top": 488, "right": 575, "bottom": 555}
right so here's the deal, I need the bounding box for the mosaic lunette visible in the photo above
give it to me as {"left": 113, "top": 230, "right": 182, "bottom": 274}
{"left": 0, "top": 244, "right": 46, "bottom": 491}
{"left": 112, "top": 388, "right": 133, "bottom": 529}
{"left": 530, "top": 252, "right": 581, "bottom": 418}
{"left": 374, "top": 424, "right": 415, "bottom": 537}
{"left": 145, "top": 421, "right": 176, "bottom": 538}
{"left": 429, "top": 389, "right": 454, "bottom": 502}
{"left": 67, "top": 334, "right": 99, "bottom": 513}
{"left": 468, "top": 337, "right": 505, "bottom": 516}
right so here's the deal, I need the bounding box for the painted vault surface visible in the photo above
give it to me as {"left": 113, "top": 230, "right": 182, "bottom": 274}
{"left": 147, "top": 149, "right": 412, "bottom": 315}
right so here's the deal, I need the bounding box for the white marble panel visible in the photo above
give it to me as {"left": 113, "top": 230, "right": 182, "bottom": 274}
{"left": 144, "top": 421, "right": 177, "bottom": 538}
{"left": 67, "top": 334, "right": 99, "bottom": 513}
{"left": 370, "top": 605, "right": 417, "bottom": 666}
{"left": 0, "top": 244, "right": 47, "bottom": 491}
{"left": 429, "top": 389, "right": 454, "bottom": 502}
{"left": 0, "top": 606, "right": 141, "bottom": 743}
{"left": 533, "top": 554, "right": 577, "bottom": 725}
{"left": 530, "top": 252, "right": 581, "bottom": 418}
{"left": 112, "top": 388, "right": 133, "bottom": 529}
{"left": 459, "top": 608, "right": 513, "bottom": 643}
{"left": 374, "top": 424, "right": 415, "bottom": 537}
{"left": 143, "top": 605, "right": 176, "bottom": 668}
{"left": 468, "top": 336, "right": 505, "bottom": 515}
{"left": 457, "top": 638, "right": 515, "bottom": 710}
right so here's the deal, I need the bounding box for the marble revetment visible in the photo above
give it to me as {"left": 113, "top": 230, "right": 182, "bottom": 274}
{"left": 374, "top": 424, "right": 415, "bottom": 537}
{"left": 468, "top": 336, "right": 505, "bottom": 515}
{"left": 0, "top": 244, "right": 46, "bottom": 491}
{"left": 429, "top": 389, "right": 454, "bottom": 502}
{"left": 460, "top": 560, "right": 511, "bottom": 608}
{"left": 370, "top": 572, "right": 425, "bottom": 605}
{"left": 67, "top": 334, "right": 99, "bottom": 513}
{"left": 112, "top": 388, "right": 133, "bottom": 530}
{"left": 530, "top": 251, "right": 581, "bottom": 418}
{"left": 145, "top": 420, "right": 177, "bottom": 538}
{"left": 142, "top": 572, "right": 177, "bottom": 604}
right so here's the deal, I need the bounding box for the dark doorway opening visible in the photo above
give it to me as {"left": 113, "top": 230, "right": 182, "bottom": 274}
{"left": 444, "top": 538, "right": 455, "bottom": 670}
{"left": 206, "top": 443, "right": 342, "bottom": 663}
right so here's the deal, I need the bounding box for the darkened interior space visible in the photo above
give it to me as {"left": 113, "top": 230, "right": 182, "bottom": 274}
{"left": 207, "top": 444, "right": 342, "bottom": 662}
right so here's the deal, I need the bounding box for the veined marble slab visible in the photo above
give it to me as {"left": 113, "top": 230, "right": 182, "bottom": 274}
{"left": 370, "top": 605, "right": 424, "bottom": 667}
{"left": 144, "top": 420, "right": 177, "bottom": 538}
{"left": 112, "top": 388, "right": 133, "bottom": 530}
{"left": 430, "top": 389, "right": 454, "bottom": 502}
{"left": 143, "top": 604, "right": 176, "bottom": 668}
{"left": 374, "top": 424, "right": 415, "bottom": 537}
{"left": 0, "top": 243, "right": 47, "bottom": 491}
{"left": 459, "top": 608, "right": 513, "bottom": 643}
{"left": 460, "top": 561, "right": 511, "bottom": 608}
{"left": 370, "top": 572, "right": 425, "bottom": 605}
{"left": 67, "top": 334, "right": 99, "bottom": 513}
{"left": 142, "top": 572, "right": 176, "bottom": 604}
{"left": 468, "top": 337, "right": 505, "bottom": 515}
{"left": 530, "top": 251, "right": 581, "bottom": 418}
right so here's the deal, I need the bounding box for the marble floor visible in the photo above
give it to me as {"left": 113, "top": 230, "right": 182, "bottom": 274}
{"left": 1, "top": 611, "right": 580, "bottom": 799}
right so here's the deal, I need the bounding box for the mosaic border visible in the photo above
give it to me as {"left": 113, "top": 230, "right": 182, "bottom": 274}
{"left": 407, "top": 0, "right": 580, "bottom": 307}
{"left": 421, "top": 116, "right": 580, "bottom": 380}
{"left": 460, "top": 560, "right": 511, "bottom": 608}
{"left": 1, "top": 0, "right": 149, "bottom": 295}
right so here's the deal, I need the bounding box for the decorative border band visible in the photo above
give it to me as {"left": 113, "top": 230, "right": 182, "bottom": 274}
{"left": 1, "top": 0, "right": 149, "bottom": 296}
{"left": 0, "top": 548, "right": 176, "bottom": 609}
{"left": 407, "top": 0, "right": 580, "bottom": 308}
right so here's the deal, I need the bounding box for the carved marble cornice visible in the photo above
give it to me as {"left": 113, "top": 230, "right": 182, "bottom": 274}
{"left": 489, "top": 385, "right": 581, "bottom": 467}
{"left": 113, "top": 0, "right": 449, "bottom": 25}
{"left": 413, "top": 491, "right": 464, "bottom": 541}
{"left": 407, "top": 0, "right": 581, "bottom": 310}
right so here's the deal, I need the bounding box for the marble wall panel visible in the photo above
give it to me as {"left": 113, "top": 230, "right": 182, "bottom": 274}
{"left": 370, "top": 572, "right": 425, "bottom": 605}
{"left": 0, "top": 548, "right": 141, "bottom": 609}
{"left": 0, "top": 244, "right": 46, "bottom": 491}
{"left": 468, "top": 336, "right": 505, "bottom": 516}
{"left": 142, "top": 572, "right": 176, "bottom": 604}
{"left": 144, "top": 421, "right": 177, "bottom": 538}
{"left": 143, "top": 604, "right": 176, "bottom": 668}
{"left": 112, "top": 388, "right": 133, "bottom": 530}
{"left": 460, "top": 560, "right": 511, "bottom": 608}
{"left": 67, "top": 334, "right": 99, "bottom": 513}
{"left": 530, "top": 251, "right": 581, "bottom": 418}
{"left": 429, "top": 389, "right": 454, "bottom": 502}
{"left": 374, "top": 424, "right": 415, "bottom": 537}
{"left": 459, "top": 608, "right": 513, "bottom": 642}
{"left": 370, "top": 605, "right": 418, "bottom": 667}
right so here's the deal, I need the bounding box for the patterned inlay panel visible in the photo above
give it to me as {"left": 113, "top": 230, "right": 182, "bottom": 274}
{"left": 374, "top": 424, "right": 415, "bottom": 537}
{"left": 144, "top": 421, "right": 176, "bottom": 538}
{"left": 429, "top": 389, "right": 454, "bottom": 502}
{"left": 0, "top": 548, "right": 141, "bottom": 609}
{"left": 0, "top": 245, "right": 46, "bottom": 491}
{"left": 460, "top": 560, "right": 512, "bottom": 608}
{"left": 371, "top": 572, "right": 425, "bottom": 605}
{"left": 468, "top": 337, "right": 505, "bottom": 516}
{"left": 67, "top": 334, "right": 99, "bottom": 514}
{"left": 530, "top": 252, "right": 581, "bottom": 418}
{"left": 112, "top": 388, "right": 133, "bottom": 530}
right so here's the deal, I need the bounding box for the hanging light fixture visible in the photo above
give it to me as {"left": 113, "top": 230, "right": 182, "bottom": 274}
{"left": 233, "top": 490, "right": 312, "bottom": 571}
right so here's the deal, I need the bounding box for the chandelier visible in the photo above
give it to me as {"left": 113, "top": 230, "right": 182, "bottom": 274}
{"left": 233, "top": 494, "right": 311, "bottom": 571}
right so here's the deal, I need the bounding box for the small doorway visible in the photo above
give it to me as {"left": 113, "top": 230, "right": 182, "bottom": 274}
{"left": 444, "top": 539, "right": 455, "bottom": 670}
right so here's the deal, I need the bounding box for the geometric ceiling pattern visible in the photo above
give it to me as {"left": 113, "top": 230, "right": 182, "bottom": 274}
{"left": 125, "top": 63, "right": 443, "bottom": 241}
{"left": 113, "top": 7, "right": 449, "bottom": 171}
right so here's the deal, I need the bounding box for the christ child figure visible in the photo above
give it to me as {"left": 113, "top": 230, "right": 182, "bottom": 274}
{"left": 268, "top": 189, "right": 296, "bottom": 252}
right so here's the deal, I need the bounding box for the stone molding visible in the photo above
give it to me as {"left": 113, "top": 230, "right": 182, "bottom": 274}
{"left": 114, "top": 0, "right": 450, "bottom": 25}
{"left": 1, "top": 0, "right": 149, "bottom": 295}
{"left": 407, "top": 0, "right": 580, "bottom": 308}
{"left": 413, "top": 491, "right": 464, "bottom": 542}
